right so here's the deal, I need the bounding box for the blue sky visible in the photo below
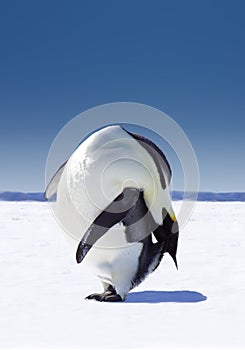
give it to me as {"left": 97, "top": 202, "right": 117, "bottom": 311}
{"left": 0, "top": 0, "right": 244, "bottom": 192}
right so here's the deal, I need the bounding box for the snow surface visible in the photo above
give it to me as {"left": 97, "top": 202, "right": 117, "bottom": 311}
{"left": 0, "top": 201, "right": 244, "bottom": 349}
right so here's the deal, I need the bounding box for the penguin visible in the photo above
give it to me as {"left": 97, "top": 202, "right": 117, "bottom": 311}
{"left": 45, "top": 125, "right": 179, "bottom": 302}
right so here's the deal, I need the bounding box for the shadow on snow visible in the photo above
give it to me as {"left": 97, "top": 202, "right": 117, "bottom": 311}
{"left": 125, "top": 290, "right": 207, "bottom": 304}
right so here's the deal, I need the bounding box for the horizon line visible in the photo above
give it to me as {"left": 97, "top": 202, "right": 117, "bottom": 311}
{"left": 0, "top": 190, "right": 244, "bottom": 202}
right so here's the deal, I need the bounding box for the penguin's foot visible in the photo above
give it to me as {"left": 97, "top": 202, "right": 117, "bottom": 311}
{"left": 85, "top": 293, "right": 123, "bottom": 302}
{"left": 85, "top": 285, "right": 123, "bottom": 302}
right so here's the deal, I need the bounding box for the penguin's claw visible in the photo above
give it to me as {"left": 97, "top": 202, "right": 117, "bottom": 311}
{"left": 85, "top": 291, "right": 123, "bottom": 302}
{"left": 101, "top": 294, "right": 123, "bottom": 302}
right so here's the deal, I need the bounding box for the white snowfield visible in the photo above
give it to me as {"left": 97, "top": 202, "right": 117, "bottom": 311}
{"left": 0, "top": 201, "right": 244, "bottom": 349}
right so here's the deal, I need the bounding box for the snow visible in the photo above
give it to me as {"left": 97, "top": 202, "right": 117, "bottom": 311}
{"left": 0, "top": 200, "right": 244, "bottom": 349}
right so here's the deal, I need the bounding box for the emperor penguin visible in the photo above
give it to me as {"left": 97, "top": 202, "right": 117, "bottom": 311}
{"left": 45, "top": 125, "right": 179, "bottom": 302}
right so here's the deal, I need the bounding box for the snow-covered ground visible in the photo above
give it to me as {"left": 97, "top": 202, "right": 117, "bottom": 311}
{"left": 0, "top": 201, "right": 244, "bottom": 349}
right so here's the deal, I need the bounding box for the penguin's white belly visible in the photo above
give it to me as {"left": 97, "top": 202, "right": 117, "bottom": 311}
{"left": 83, "top": 225, "right": 143, "bottom": 298}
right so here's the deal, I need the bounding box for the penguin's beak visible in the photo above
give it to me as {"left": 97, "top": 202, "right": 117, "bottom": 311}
{"left": 165, "top": 232, "right": 178, "bottom": 269}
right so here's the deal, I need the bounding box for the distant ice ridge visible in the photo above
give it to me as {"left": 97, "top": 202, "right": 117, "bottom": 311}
{"left": 0, "top": 192, "right": 45, "bottom": 202}
{"left": 172, "top": 191, "right": 245, "bottom": 201}
{"left": 0, "top": 191, "right": 244, "bottom": 202}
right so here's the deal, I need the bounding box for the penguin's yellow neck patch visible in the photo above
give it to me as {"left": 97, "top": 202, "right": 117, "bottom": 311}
{"left": 169, "top": 212, "right": 177, "bottom": 222}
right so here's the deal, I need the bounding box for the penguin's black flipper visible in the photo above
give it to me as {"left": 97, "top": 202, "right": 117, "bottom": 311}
{"left": 76, "top": 187, "right": 140, "bottom": 263}
{"left": 44, "top": 160, "right": 68, "bottom": 200}
{"left": 153, "top": 208, "right": 179, "bottom": 269}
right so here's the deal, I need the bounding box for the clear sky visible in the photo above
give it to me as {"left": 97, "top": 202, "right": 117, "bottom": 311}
{"left": 0, "top": 0, "right": 244, "bottom": 192}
